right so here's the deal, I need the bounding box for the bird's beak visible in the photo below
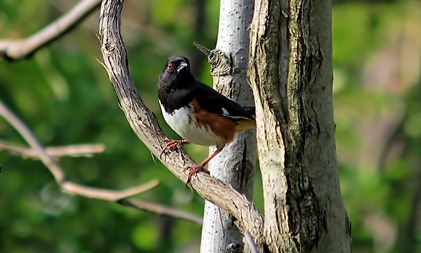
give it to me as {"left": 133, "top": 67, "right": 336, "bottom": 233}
{"left": 177, "top": 62, "right": 188, "bottom": 73}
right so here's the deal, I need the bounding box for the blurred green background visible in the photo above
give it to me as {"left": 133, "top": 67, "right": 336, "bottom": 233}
{"left": 0, "top": 0, "right": 420, "bottom": 252}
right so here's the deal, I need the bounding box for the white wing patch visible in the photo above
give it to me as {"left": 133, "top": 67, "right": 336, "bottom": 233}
{"left": 221, "top": 107, "right": 230, "bottom": 116}
{"left": 221, "top": 107, "right": 252, "bottom": 120}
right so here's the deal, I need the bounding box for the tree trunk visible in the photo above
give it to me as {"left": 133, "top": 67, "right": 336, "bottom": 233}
{"left": 200, "top": 0, "right": 257, "bottom": 252}
{"left": 248, "top": 0, "right": 351, "bottom": 252}
{"left": 99, "top": 0, "right": 351, "bottom": 252}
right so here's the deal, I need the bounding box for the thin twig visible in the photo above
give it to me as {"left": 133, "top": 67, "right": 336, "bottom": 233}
{"left": 0, "top": 99, "right": 156, "bottom": 200}
{"left": 0, "top": 100, "right": 64, "bottom": 183}
{"left": 118, "top": 199, "right": 203, "bottom": 224}
{"left": 62, "top": 180, "right": 159, "bottom": 201}
{"left": 0, "top": 0, "right": 101, "bottom": 61}
{"left": 0, "top": 99, "right": 203, "bottom": 223}
{"left": 0, "top": 140, "right": 105, "bottom": 159}
{"left": 193, "top": 42, "right": 211, "bottom": 56}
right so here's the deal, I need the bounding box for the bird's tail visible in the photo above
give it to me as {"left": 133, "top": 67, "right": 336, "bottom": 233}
{"left": 235, "top": 119, "right": 256, "bottom": 132}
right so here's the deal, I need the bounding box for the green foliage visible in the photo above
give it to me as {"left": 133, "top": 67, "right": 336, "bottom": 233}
{"left": 0, "top": 0, "right": 215, "bottom": 252}
{"left": 0, "top": 0, "right": 420, "bottom": 252}
{"left": 333, "top": 1, "right": 421, "bottom": 252}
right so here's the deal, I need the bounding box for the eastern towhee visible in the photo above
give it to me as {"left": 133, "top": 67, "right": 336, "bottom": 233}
{"left": 158, "top": 55, "right": 255, "bottom": 184}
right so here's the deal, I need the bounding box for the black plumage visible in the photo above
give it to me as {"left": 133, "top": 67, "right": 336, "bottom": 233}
{"left": 159, "top": 56, "right": 253, "bottom": 121}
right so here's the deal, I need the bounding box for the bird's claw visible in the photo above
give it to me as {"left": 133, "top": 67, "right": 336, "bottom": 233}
{"left": 159, "top": 139, "right": 190, "bottom": 158}
{"left": 184, "top": 165, "right": 210, "bottom": 185}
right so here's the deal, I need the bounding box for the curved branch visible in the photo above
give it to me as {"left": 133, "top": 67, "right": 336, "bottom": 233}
{"left": 0, "top": 0, "right": 101, "bottom": 61}
{"left": 98, "top": 0, "right": 264, "bottom": 246}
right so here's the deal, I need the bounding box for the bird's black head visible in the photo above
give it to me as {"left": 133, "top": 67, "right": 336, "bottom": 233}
{"left": 159, "top": 55, "right": 194, "bottom": 89}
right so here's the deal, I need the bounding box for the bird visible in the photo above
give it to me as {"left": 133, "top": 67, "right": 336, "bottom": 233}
{"left": 158, "top": 55, "right": 255, "bottom": 184}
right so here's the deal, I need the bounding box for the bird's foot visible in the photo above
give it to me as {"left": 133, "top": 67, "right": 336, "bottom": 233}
{"left": 184, "top": 165, "right": 210, "bottom": 185}
{"left": 160, "top": 139, "right": 190, "bottom": 158}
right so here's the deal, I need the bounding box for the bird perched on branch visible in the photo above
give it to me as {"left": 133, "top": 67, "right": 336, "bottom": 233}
{"left": 158, "top": 55, "right": 255, "bottom": 184}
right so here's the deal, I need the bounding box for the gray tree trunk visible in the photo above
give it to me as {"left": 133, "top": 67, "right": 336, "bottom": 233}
{"left": 99, "top": 0, "right": 351, "bottom": 252}
{"left": 200, "top": 0, "right": 257, "bottom": 252}
{"left": 248, "top": 0, "right": 351, "bottom": 252}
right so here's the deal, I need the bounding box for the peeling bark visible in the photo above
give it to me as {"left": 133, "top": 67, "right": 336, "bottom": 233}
{"left": 248, "top": 0, "right": 351, "bottom": 252}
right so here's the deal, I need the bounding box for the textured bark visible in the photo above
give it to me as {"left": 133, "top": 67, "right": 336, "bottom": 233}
{"left": 99, "top": 0, "right": 350, "bottom": 252}
{"left": 200, "top": 0, "right": 257, "bottom": 252}
{"left": 248, "top": 0, "right": 351, "bottom": 252}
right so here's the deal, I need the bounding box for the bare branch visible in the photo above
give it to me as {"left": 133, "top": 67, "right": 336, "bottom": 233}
{"left": 98, "top": 0, "right": 264, "bottom": 245}
{"left": 62, "top": 180, "right": 159, "bottom": 201}
{"left": 0, "top": 140, "right": 105, "bottom": 159}
{"left": 0, "top": 0, "right": 101, "bottom": 61}
{"left": 0, "top": 99, "right": 64, "bottom": 182}
{"left": 0, "top": 99, "right": 203, "bottom": 223}
{"left": 193, "top": 42, "right": 211, "bottom": 56}
{"left": 0, "top": 99, "right": 157, "bottom": 201}
{"left": 118, "top": 199, "right": 203, "bottom": 224}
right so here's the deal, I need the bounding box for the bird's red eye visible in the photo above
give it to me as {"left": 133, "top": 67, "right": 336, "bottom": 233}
{"left": 167, "top": 63, "right": 174, "bottom": 70}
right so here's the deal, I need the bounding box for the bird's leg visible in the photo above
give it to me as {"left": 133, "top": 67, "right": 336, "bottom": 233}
{"left": 185, "top": 146, "right": 223, "bottom": 185}
{"left": 160, "top": 139, "right": 191, "bottom": 158}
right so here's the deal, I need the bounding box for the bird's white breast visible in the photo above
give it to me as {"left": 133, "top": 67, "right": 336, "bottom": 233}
{"left": 159, "top": 102, "right": 224, "bottom": 147}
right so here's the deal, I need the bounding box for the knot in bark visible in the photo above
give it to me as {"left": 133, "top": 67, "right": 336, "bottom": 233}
{"left": 208, "top": 49, "right": 233, "bottom": 76}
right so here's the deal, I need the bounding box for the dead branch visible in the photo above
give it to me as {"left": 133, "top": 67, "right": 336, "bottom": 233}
{"left": 0, "top": 99, "right": 155, "bottom": 200}
{"left": 118, "top": 199, "right": 203, "bottom": 224}
{"left": 0, "top": 99, "right": 203, "bottom": 223}
{"left": 0, "top": 140, "right": 105, "bottom": 159}
{"left": 98, "top": 0, "right": 264, "bottom": 244}
{"left": 62, "top": 180, "right": 159, "bottom": 201}
{"left": 0, "top": 0, "right": 101, "bottom": 61}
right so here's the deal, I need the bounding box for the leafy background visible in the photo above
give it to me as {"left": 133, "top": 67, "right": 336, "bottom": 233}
{"left": 0, "top": 0, "right": 420, "bottom": 252}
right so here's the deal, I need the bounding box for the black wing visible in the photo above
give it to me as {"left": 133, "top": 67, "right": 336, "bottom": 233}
{"left": 192, "top": 81, "right": 255, "bottom": 122}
